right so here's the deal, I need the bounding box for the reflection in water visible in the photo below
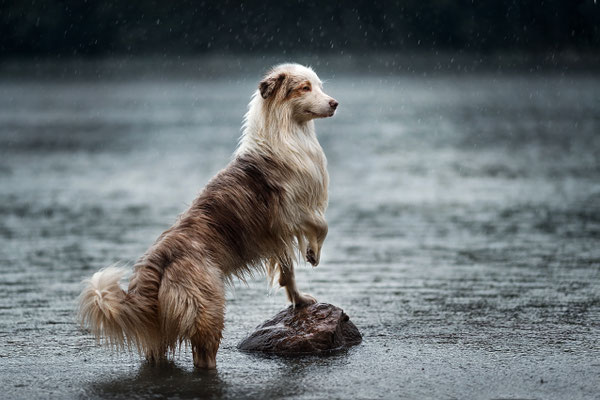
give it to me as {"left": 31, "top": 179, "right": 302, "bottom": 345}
{"left": 87, "top": 353, "right": 352, "bottom": 400}
{"left": 229, "top": 351, "right": 355, "bottom": 399}
{"left": 88, "top": 361, "right": 226, "bottom": 399}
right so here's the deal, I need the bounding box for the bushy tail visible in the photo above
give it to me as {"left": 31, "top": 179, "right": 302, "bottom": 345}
{"left": 78, "top": 266, "right": 159, "bottom": 353}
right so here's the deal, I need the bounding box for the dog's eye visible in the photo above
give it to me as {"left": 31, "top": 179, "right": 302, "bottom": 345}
{"left": 302, "top": 86, "right": 311, "bottom": 92}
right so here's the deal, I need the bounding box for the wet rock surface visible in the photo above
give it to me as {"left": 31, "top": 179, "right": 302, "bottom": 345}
{"left": 238, "top": 303, "right": 362, "bottom": 354}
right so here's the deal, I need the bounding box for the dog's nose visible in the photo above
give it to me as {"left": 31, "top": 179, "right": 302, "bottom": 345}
{"left": 329, "top": 99, "right": 339, "bottom": 110}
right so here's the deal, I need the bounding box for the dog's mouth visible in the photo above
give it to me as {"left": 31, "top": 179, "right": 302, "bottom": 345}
{"left": 305, "top": 110, "right": 335, "bottom": 118}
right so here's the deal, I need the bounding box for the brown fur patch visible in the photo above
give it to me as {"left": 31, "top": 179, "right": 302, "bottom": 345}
{"left": 259, "top": 72, "right": 286, "bottom": 99}
{"left": 286, "top": 80, "right": 311, "bottom": 98}
{"left": 79, "top": 153, "right": 297, "bottom": 367}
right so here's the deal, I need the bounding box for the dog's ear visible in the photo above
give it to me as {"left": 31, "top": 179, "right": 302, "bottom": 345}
{"left": 259, "top": 73, "right": 286, "bottom": 99}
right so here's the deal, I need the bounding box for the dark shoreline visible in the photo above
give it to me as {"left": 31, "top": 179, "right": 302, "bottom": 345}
{"left": 1, "top": 51, "right": 600, "bottom": 82}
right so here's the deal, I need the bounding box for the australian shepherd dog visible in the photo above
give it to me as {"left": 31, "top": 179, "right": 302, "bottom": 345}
{"left": 78, "top": 63, "right": 338, "bottom": 369}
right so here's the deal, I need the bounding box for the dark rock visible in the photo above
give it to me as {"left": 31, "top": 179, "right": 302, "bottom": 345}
{"left": 237, "top": 303, "right": 362, "bottom": 355}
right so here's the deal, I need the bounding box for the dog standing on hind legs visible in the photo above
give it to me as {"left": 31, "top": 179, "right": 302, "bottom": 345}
{"left": 78, "top": 63, "right": 338, "bottom": 369}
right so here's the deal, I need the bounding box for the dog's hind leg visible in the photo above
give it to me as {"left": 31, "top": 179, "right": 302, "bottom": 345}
{"left": 145, "top": 343, "right": 167, "bottom": 364}
{"left": 190, "top": 309, "right": 223, "bottom": 369}
{"left": 277, "top": 255, "right": 317, "bottom": 307}
{"left": 190, "top": 275, "right": 225, "bottom": 369}
{"left": 191, "top": 335, "right": 220, "bottom": 369}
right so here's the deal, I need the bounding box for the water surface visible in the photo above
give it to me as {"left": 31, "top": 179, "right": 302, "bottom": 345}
{"left": 0, "top": 59, "right": 599, "bottom": 399}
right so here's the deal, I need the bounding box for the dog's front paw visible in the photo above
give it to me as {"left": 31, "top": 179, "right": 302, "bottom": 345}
{"left": 306, "top": 248, "right": 319, "bottom": 267}
{"left": 294, "top": 292, "right": 317, "bottom": 307}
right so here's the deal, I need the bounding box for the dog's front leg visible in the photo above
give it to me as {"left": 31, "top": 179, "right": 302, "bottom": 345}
{"left": 277, "top": 255, "right": 317, "bottom": 307}
{"left": 301, "top": 214, "right": 328, "bottom": 267}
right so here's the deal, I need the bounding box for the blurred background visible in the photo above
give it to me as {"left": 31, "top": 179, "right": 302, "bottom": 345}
{"left": 1, "top": 1, "right": 599, "bottom": 399}
{"left": 2, "top": 0, "right": 600, "bottom": 56}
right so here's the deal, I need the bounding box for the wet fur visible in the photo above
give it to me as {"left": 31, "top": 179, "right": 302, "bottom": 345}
{"left": 78, "top": 63, "right": 337, "bottom": 369}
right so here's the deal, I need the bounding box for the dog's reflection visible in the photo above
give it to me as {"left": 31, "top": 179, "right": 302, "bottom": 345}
{"left": 88, "top": 353, "right": 351, "bottom": 399}
{"left": 89, "top": 360, "right": 226, "bottom": 399}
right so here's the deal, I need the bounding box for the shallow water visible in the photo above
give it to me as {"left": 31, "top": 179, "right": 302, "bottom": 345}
{"left": 0, "top": 59, "right": 599, "bottom": 399}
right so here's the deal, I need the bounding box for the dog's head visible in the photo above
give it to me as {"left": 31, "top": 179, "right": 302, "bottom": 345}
{"left": 258, "top": 63, "right": 338, "bottom": 122}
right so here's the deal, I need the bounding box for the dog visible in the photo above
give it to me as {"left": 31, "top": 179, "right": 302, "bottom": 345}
{"left": 78, "top": 63, "right": 338, "bottom": 369}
